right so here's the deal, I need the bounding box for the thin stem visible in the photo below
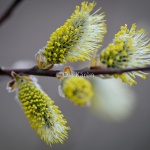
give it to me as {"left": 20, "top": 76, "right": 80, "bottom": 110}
{"left": 0, "top": 0, "right": 23, "bottom": 26}
{"left": 0, "top": 65, "right": 150, "bottom": 78}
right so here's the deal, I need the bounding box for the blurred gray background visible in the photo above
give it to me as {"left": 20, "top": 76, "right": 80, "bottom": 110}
{"left": 1, "top": 0, "right": 150, "bottom": 150}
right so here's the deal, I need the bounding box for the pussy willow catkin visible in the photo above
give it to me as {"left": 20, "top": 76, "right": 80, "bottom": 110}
{"left": 36, "top": 1, "right": 106, "bottom": 69}
{"left": 7, "top": 72, "right": 70, "bottom": 146}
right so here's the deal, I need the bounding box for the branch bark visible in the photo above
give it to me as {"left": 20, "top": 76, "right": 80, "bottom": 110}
{"left": 0, "top": 65, "right": 150, "bottom": 78}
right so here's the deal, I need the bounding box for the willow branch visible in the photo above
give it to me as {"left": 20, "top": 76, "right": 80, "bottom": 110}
{"left": 0, "top": 0, "right": 23, "bottom": 26}
{"left": 0, "top": 65, "right": 150, "bottom": 78}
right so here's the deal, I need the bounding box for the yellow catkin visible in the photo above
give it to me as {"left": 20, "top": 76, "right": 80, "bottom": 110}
{"left": 7, "top": 72, "right": 70, "bottom": 146}
{"left": 99, "top": 24, "right": 150, "bottom": 85}
{"left": 57, "top": 66, "right": 93, "bottom": 106}
{"left": 62, "top": 76, "right": 94, "bottom": 106}
{"left": 36, "top": 1, "right": 106, "bottom": 69}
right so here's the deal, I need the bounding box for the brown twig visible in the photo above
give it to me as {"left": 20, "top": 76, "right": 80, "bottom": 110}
{"left": 0, "top": 0, "right": 23, "bottom": 26}
{"left": 0, "top": 65, "right": 150, "bottom": 78}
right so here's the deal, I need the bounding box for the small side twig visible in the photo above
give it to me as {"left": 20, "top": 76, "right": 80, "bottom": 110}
{"left": 0, "top": 0, "right": 23, "bottom": 26}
